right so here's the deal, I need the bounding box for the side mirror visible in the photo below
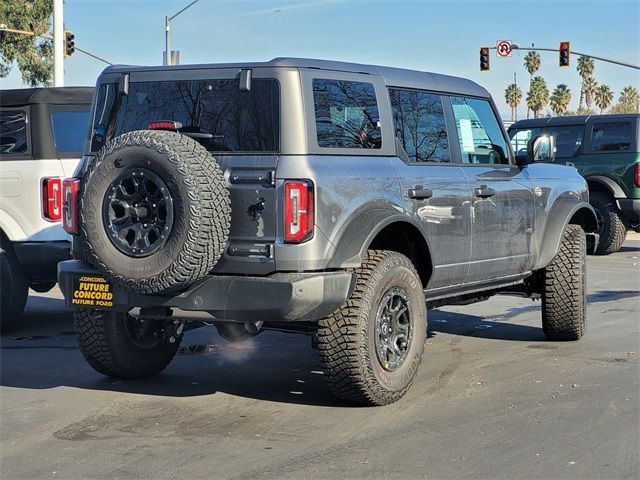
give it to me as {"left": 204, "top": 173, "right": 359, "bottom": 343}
{"left": 527, "top": 134, "right": 556, "bottom": 163}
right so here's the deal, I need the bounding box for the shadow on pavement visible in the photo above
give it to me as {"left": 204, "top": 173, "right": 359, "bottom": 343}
{"left": 1, "top": 288, "right": 637, "bottom": 406}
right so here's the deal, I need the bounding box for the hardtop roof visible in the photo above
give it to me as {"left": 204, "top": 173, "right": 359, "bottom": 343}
{"left": 1, "top": 87, "right": 94, "bottom": 107}
{"left": 509, "top": 113, "right": 640, "bottom": 130}
{"left": 100, "top": 57, "right": 489, "bottom": 98}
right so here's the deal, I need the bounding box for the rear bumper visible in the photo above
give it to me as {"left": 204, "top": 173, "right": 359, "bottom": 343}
{"left": 58, "top": 260, "right": 355, "bottom": 323}
{"left": 14, "top": 241, "right": 71, "bottom": 282}
{"left": 617, "top": 198, "right": 640, "bottom": 228}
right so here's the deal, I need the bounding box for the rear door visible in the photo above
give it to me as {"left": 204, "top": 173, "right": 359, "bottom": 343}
{"left": 448, "top": 96, "right": 535, "bottom": 283}
{"left": 389, "top": 88, "right": 472, "bottom": 289}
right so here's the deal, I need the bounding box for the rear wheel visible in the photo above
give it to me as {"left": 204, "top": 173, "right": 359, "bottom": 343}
{"left": 541, "top": 224, "right": 586, "bottom": 341}
{"left": 0, "top": 244, "right": 28, "bottom": 332}
{"left": 74, "top": 309, "right": 181, "bottom": 378}
{"left": 317, "top": 251, "right": 426, "bottom": 406}
{"left": 591, "top": 192, "right": 626, "bottom": 255}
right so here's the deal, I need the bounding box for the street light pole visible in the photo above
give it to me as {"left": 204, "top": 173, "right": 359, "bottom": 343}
{"left": 164, "top": 0, "right": 199, "bottom": 66}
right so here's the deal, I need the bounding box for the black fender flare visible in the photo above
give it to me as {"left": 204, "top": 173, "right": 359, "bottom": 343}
{"left": 534, "top": 197, "right": 598, "bottom": 270}
{"left": 326, "top": 204, "right": 432, "bottom": 270}
{"left": 587, "top": 175, "right": 627, "bottom": 199}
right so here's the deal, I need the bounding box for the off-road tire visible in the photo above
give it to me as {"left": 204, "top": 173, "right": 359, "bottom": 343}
{"left": 541, "top": 224, "right": 586, "bottom": 341}
{"left": 591, "top": 192, "right": 626, "bottom": 255}
{"left": 0, "top": 244, "right": 29, "bottom": 331}
{"left": 80, "top": 130, "right": 230, "bottom": 294}
{"left": 74, "top": 309, "right": 181, "bottom": 379}
{"left": 317, "top": 250, "right": 427, "bottom": 406}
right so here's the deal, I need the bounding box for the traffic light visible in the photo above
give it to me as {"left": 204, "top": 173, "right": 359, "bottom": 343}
{"left": 559, "top": 41, "right": 570, "bottom": 67}
{"left": 480, "top": 47, "right": 490, "bottom": 71}
{"left": 64, "top": 30, "right": 75, "bottom": 57}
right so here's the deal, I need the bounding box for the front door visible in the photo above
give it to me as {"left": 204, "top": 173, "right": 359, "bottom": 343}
{"left": 448, "top": 96, "right": 535, "bottom": 284}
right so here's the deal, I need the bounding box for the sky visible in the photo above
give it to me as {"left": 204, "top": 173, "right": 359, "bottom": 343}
{"left": 1, "top": 0, "right": 639, "bottom": 120}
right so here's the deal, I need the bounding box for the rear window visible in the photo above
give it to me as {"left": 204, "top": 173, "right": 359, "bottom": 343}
{"left": 312, "top": 79, "right": 381, "bottom": 149}
{"left": 51, "top": 111, "right": 90, "bottom": 153}
{"left": 0, "top": 110, "right": 28, "bottom": 154}
{"left": 590, "top": 122, "right": 632, "bottom": 152}
{"left": 93, "top": 79, "right": 279, "bottom": 153}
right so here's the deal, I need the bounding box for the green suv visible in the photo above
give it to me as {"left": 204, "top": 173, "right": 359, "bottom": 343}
{"left": 509, "top": 114, "right": 640, "bottom": 254}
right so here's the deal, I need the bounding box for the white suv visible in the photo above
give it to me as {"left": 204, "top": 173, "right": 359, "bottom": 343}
{"left": 0, "top": 87, "right": 93, "bottom": 330}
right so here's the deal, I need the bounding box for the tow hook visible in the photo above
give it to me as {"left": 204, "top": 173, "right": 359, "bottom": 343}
{"left": 161, "top": 320, "right": 185, "bottom": 344}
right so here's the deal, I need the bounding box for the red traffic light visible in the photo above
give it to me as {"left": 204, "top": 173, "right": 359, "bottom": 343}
{"left": 559, "top": 41, "right": 570, "bottom": 67}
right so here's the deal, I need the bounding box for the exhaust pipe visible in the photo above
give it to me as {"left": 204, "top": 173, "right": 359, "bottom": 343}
{"left": 244, "top": 321, "right": 263, "bottom": 334}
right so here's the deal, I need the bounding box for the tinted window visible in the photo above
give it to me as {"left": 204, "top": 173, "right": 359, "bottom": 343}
{"left": 51, "top": 111, "right": 90, "bottom": 153}
{"left": 548, "top": 125, "right": 583, "bottom": 158}
{"left": 509, "top": 127, "right": 542, "bottom": 157}
{"left": 101, "top": 79, "right": 279, "bottom": 153}
{"left": 390, "top": 89, "right": 449, "bottom": 163}
{"left": 313, "top": 79, "right": 381, "bottom": 149}
{"left": 0, "top": 110, "right": 28, "bottom": 154}
{"left": 451, "top": 97, "right": 509, "bottom": 164}
{"left": 590, "top": 122, "right": 632, "bottom": 151}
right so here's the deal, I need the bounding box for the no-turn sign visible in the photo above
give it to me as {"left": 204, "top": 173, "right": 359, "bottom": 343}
{"left": 496, "top": 40, "right": 512, "bottom": 58}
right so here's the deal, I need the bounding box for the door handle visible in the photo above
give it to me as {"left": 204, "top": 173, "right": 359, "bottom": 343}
{"left": 408, "top": 187, "right": 433, "bottom": 199}
{"left": 474, "top": 186, "right": 495, "bottom": 198}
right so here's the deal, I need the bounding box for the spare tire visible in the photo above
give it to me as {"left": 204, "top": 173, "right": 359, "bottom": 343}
{"left": 80, "top": 130, "right": 230, "bottom": 294}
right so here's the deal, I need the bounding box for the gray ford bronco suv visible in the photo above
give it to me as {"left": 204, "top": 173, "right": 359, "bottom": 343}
{"left": 58, "top": 58, "right": 598, "bottom": 406}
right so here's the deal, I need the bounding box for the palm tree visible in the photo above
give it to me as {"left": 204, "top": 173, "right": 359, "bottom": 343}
{"left": 583, "top": 77, "right": 598, "bottom": 109}
{"left": 617, "top": 86, "right": 640, "bottom": 113}
{"left": 505, "top": 83, "right": 523, "bottom": 122}
{"left": 576, "top": 56, "right": 595, "bottom": 110}
{"left": 594, "top": 84, "right": 614, "bottom": 114}
{"left": 524, "top": 52, "right": 541, "bottom": 119}
{"left": 526, "top": 76, "right": 550, "bottom": 118}
{"left": 550, "top": 84, "right": 572, "bottom": 116}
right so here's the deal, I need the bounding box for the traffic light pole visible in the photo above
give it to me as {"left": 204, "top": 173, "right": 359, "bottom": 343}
{"left": 491, "top": 45, "right": 640, "bottom": 70}
{"left": 53, "top": 0, "right": 63, "bottom": 86}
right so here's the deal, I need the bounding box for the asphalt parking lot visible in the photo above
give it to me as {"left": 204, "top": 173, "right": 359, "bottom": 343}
{"left": 1, "top": 236, "right": 639, "bottom": 480}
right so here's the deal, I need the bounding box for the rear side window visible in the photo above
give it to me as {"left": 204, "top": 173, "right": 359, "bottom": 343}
{"left": 590, "top": 122, "right": 632, "bottom": 151}
{"left": 389, "top": 89, "right": 449, "bottom": 163}
{"left": 98, "top": 79, "right": 280, "bottom": 153}
{"left": 312, "top": 79, "right": 381, "bottom": 149}
{"left": 451, "top": 97, "right": 509, "bottom": 164}
{"left": 0, "top": 110, "right": 28, "bottom": 154}
{"left": 51, "top": 111, "right": 90, "bottom": 153}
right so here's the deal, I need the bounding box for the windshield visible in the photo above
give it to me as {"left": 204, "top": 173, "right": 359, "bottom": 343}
{"left": 91, "top": 78, "right": 280, "bottom": 153}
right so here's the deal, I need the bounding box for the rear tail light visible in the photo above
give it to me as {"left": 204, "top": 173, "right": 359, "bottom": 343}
{"left": 284, "top": 180, "right": 314, "bottom": 243}
{"left": 635, "top": 162, "right": 640, "bottom": 188}
{"left": 62, "top": 178, "right": 80, "bottom": 234}
{"left": 42, "top": 177, "right": 62, "bottom": 221}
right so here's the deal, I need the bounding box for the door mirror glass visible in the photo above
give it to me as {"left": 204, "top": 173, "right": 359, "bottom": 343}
{"left": 527, "top": 134, "right": 556, "bottom": 163}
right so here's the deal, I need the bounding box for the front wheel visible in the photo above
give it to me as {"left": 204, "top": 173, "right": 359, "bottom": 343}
{"left": 541, "top": 224, "right": 586, "bottom": 341}
{"left": 74, "top": 309, "right": 181, "bottom": 378}
{"left": 591, "top": 192, "right": 626, "bottom": 255}
{"left": 317, "top": 251, "right": 426, "bottom": 406}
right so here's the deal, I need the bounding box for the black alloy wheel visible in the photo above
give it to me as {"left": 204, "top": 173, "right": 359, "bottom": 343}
{"left": 103, "top": 168, "right": 174, "bottom": 258}
{"left": 375, "top": 287, "right": 413, "bottom": 372}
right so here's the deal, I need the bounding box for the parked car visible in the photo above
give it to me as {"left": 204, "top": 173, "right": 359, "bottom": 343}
{"left": 0, "top": 87, "right": 93, "bottom": 330}
{"left": 58, "top": 58, "right": 597, "bottom": 405}
{"left": 508, "top": 114, "right": 640, "bottom": 254}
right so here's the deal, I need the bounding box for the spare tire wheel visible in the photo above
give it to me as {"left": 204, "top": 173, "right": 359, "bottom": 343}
{"left": 80, "top": 130, "right": 230, "bottom": 294}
